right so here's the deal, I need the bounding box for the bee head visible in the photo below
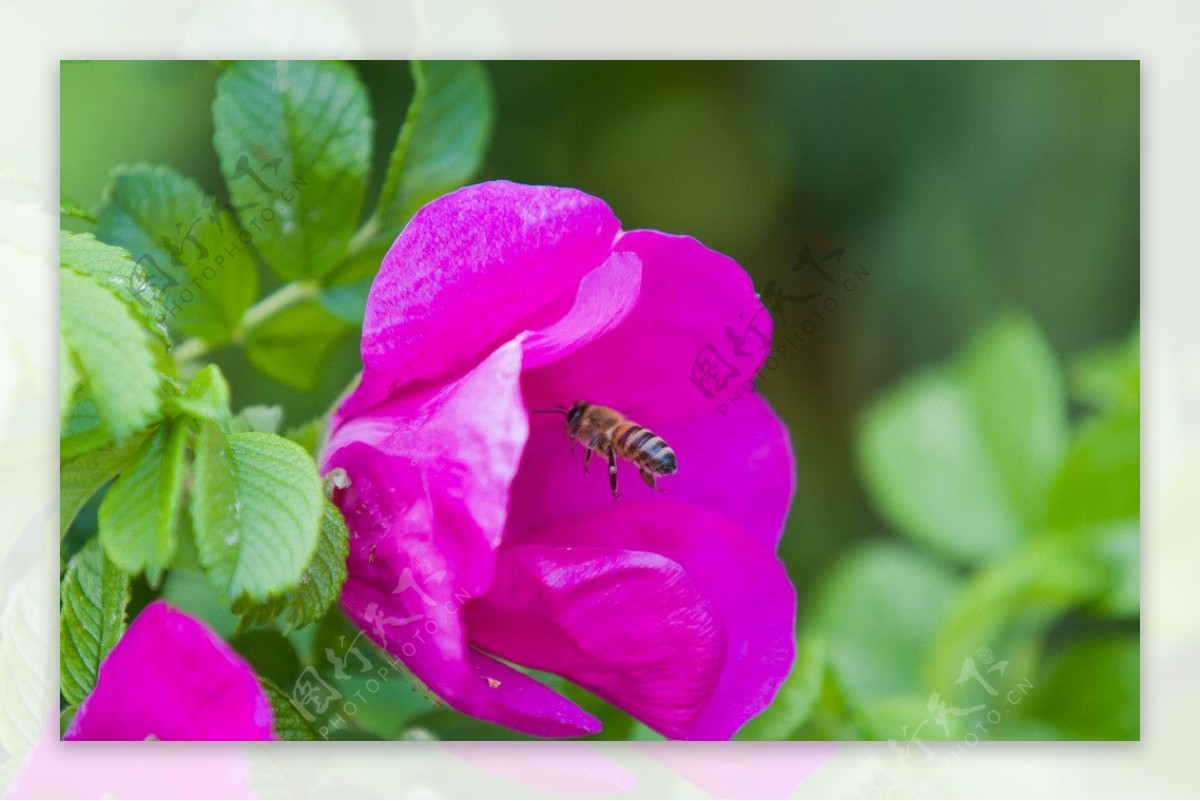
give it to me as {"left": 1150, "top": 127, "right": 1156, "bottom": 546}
{"left": 565, "top": 401, "right": 588, "bottom": 432}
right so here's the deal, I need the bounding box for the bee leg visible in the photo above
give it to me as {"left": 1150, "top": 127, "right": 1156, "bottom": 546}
{"left": 640, "top": 469, "right": 666, "bottom": 494}
{"left": 607, "top": 448, "right": 620, "bottom": 499}
{"left": 583, "top": 434, "right": 603, "bottom": 474}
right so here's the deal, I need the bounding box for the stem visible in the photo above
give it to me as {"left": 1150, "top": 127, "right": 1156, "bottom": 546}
{"left": 234, "top": 280, "right": 319, "bottom": 340}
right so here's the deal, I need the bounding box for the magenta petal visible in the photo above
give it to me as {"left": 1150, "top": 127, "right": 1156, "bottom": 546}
{"left": 522, "top": 251, "right": 642, "bottom": 370}
{"left": 64, "top": 601, "right": 273, "bottom": 741}
{"left": 466, "top": 545, "right": 727, "bottom": 739}
{"left": 325, "top": 342, "right": 599, "bottom": 737}
{"left": 361, "top": 181, "right": 621, "bottom": 392}
{"left": 523, "top": 229, "right": 773, "bottom": 422}
{"left": 508, "top": 393, "right": 794, "bottom": 550}
{"left": 518, "top": 502, "right": 796, "bottom": 740}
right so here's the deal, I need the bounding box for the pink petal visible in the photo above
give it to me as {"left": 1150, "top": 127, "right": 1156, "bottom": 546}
{"left": 521, "top": 251, "right": 642, "bottom": 370}
{"left": 465, "top": 545, "right": 728, "bottom": 739}
{"left": 516, "top": 502, "right": 796, "bottom": 740}
{"left": 325, "top": 342, "right": 599, "bottom": 737}
{"left": 63, "top": 601, "right": 273, "bottom": 741}
{"left": 507, "top": 393, "right": 794, "bottom": 549}
{"left": 359, "top": 181, "right": 621, "bottom": 400}
{"left": 522, "top": 229, "right": 774, "bottom": 423}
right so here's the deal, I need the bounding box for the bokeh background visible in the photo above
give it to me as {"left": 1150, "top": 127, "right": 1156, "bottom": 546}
{"left": 60, "top": 60, "right": 1139, "bottom": 741}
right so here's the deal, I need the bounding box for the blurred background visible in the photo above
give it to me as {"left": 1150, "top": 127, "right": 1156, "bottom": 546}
{"left": 60, "top": 60, "right": 1139, "bottom": 741}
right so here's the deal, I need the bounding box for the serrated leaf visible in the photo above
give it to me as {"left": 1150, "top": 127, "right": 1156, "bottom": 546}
{"left": 191, "top": 426, "right": 323, "bottom": 602}
{"left": 60, "top": 429, "right": 149, "bottom": 536}
{"left": 242, "top": 297, "right": 352, "bottom": 391}
{"left": 261, "top": 677, "right": 321, "bottom": 740}
{"left": 60, "top": 539, "right": 132, "bottom": 705}
{"left": 212, "top": 60, "right": 372, "bottom": 280}
{"left": 97, "top": 421, "right": 188, "bottom": 585}
{"left": 170, "top": 363, "right": 233, "bottom": 429}
{"left": 60, "top": 231, "right": 167, "bottom": 343}
{"left": 372, "top": 60, "right": 493, "bottom": 243}
{"left": 94, "top": 164, "right": 259, "bottom": 344}
{"left": 60, "top": 266, "right": 163, "bottom": 444}
{"left": 857, "top": 314, "right": 1067, "bottom": 564}
{"left": 232, "top": 500, "right": 349, "bottom": 633}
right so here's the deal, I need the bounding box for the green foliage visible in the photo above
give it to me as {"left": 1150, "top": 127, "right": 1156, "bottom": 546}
{"left": 59, "top": 264, "right": 164, "bottom": 444}
{"left": 98, "top": 421, "right": 189, "bottom": 585}
{"left": 857, "top": 314, "right": 1067, "bottom": 565}
{"left": 95, "top": 164, "right": 258, "bottom": 344}
{"left": 232, "top": 500, "right": 349, "bottom": 632}
{"left": 190, "top": 427, "right": 323, "bottom": 602}
{"left": 213, "top": 60, "right": 372, "bottom": 281}
{"left": 60, "top": 540, "right": 131, "bottom": 705}
{"left": 59, "top": 59, "right": 491, "bottom": 722}
{"left": 261, "top": 677, "right": 322, "bottom": 741}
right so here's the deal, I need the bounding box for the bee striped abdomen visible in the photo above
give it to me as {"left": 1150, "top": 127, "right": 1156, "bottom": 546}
{"left": 613, "top": 423, "right": 677, "bottom": 475}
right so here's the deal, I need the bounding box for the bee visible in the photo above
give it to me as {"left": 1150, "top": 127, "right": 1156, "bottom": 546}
{"left": 533, "top": 401, "right": 677, "bottom": 498}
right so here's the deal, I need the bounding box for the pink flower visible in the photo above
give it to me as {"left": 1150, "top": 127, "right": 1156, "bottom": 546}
{"left": 323, "top": 181, "right": 796, "bottom": 739}
{"left": 64, "top": 601, "right": 274, "bottom": 740}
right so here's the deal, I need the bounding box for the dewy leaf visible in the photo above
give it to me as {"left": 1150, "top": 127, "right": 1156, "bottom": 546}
{"left": 191, "top": 426, "right": 323, "bottom": 602}
{"left": 372, "top": 60, "right": 493, "bottom": 243}
{"left": 61, "top": 230, "right": 167, "bottom": 336}
{"left": 242, "top": 297, "right": 352, "bottom": 392}
{"left": 232, "top": 500, "right": 349, "bottom": 633}
{"left": 60, "top": 266, "right": 163, "bottom": 444}
{"left": 94, "top": 164, "right": 258, "bottom": 344}
{"left": 60, "top": 539, "right": 132, "bottom": 705}
{"left": 97, "top": 421, "right": 188, "bottom": 585}
{"left": 212, "top": 60, "right": 372, "bottom": 280}
{"left": 857, "top": 313, "right": 1067, "bottom": 564}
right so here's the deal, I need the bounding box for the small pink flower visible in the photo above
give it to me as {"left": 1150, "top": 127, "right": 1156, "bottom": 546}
{"left": 64, "top": 601, "right": 274, "bottom": 741}
{"left": 323, "top": 181, "right": 796, "bottom": 739}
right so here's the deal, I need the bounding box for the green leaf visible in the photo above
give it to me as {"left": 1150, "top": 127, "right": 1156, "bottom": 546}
{"left": 94, "top": 164, "right": 258, "bottom": 344}
{"left": 285, "top": 416, "right": 327, "bottom": 459}
{"left": 60, "top": 430, "right": 149, "bottom": 536}
{"left": 316, "top": 278, "right": 371, "bottom": 325}
{"left": 60, "top": 195, "right": 97, "bottom": 224}
{"left": 857, "top": 314, "right": 1067, "bottom": 564}
{"left": 242, "top": 297, "right": 352, "bottom": 391}
{"left": 212, "top": 60, "right": 372, "bottom": 280}
{"left": 925, "top": 537, "right": 1110, "bottom": 697}
{"left": 232, "top": 405, "right": 284, "bottom": 434}
{"left": 1046, "top": 410, "right": 1139, "bottom": 530}
{"left": 60, "top": 338, "right": 81, "bottom": 419}
{"left": 372, "top": 61, "right": 493, "bottom": 243}
{"left": 232, "top": 500, "right": 349, "bottom": 633}
{"left": 170, "top": 363, "right": 233, "bottom": 430}
{"left": 60, "top": 266, "right": 163, "bottom": 444}
{"left": 735, "top": 635, "right": 827, "bottom": 740}
{"left": 60, "top": 539, "right": 132, "bottom": 705}
{"left": 1023, "top": 635, "right": 1139, "bottom": 740}
{"left": 97, "top": 421, "right": 189, "bottom": 585}
{"left": 1071, "top": 326, "right": 1139, "bottom": 415}
{"left": 809, "top": 542, "right": 960, "bottom": 704}
{"left": 261, "top": 677, "right": 321, "bottom": 741}
{"left": 60, "top": 231, "right": 167, "bottom": 343}
{"left": 190, "top": 426, "right": 323, "bottom": 602}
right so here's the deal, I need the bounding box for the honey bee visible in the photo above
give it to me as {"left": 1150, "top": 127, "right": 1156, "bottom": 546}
{"left": 534, "top": 401, "right": 677, "bottom": 498}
